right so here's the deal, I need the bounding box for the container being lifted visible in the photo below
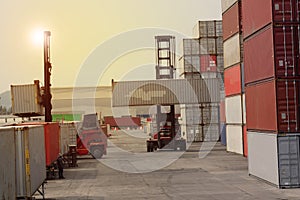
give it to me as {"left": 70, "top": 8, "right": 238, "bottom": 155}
{"left": 11, "top": 80, "right": 44, "bottom": 117}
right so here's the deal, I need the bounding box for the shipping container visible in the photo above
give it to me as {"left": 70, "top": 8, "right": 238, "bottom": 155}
{"left": 224, "top": 33, "right": 241, "bottom": 68}
{"left": 224, "top": 64, "right": 241, "bottom": 96}
{"left": 220, "top": 123, "right": 227, "bottom": 145}
{"left": 183, "top": 55, "right": 201, "bottom": 73}
{"left": 60, "top": 122, "right": 78, "bottom": 154}
{"left": 216, "top": 37, "right": 224, "bottom": 54}
{"left": 225, "top": 95, "right": 243, "bottom": 124}
{"left": 246, "top": 79, "right": 300, "bottom": 133}
{"left": 193, "top": 20, "right": 222, "bottom": 38}
{"left": 0, "top": 126, "right": 46, "bottom": 198}
{"left": 248, "top": 131, "right": 279, "bottom": 185}
{"left": 248, "top": 131, "right": 300, "bottom": 188}
{"left": 20, "top": 122, "right": 60, "bottom": 166}
{"left": 243, "top": 0, "right": 299, "bottom": 39}
{"left": 222, "top": 1, "right": 241, "bottom": 41}
{"left": 226, "top": 124, "right": 243, "bottom": 154}
{"left": 201, "top": 72, "right": 218, "bottom": 79}
{"left": 200, "top": 38, "right": 216, "bottom": 54}
{"left": 220, "top": 100, "right": 226, "bottom": 122}
{"left": 222, "top": 0, "right": 238, "bottom": 13}
{"left": 242, "top": 93, "right": 246, "bottom": 124}
{"left": 181, "top": 104, "right": 219, "bottom": 125}
{"left": 217, "top": 55, "right": 224, "bottom": 73}
{"left": 104, "top": 116, "right": 141, "bottom": 128}
{"left": 243, "top": 125, "right": 248, "bottom": 157}
{"left": 200, "top": 55, "right": 217, "bottom": 72}
{"left": 0, "top": 127, "right": 16, "bottom": 199}
{"left": 203, "top": 123, "right": 220, "bottom": 141}
{"left": 11, "top": 82, "right": 43, "bottom": 117}
{"left": 182, "top": 124, "right": 204, "bottom": 142}
{"left": 245, "top": 80, "right": 277, "bottom": 131}
{"left": 244, "top": 24, "right": 300, "bottom": 84}
{"left": 112, "top": 78, "right": 221, "bottom": 107}
{"left": 183, "top": 38, "right": 200, "bottom": 55}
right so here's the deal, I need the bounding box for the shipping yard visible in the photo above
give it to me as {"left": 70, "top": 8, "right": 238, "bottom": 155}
{"left": 2, "top": 0, "right": 300, "bottom": 199}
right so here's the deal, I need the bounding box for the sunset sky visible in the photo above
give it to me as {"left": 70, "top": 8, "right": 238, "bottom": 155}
{"left": 0, "top": 0, "right": 221, "bottom": 93}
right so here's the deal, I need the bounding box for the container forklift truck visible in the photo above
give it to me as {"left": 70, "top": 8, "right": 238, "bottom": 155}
{"left": 146, "top": 105, "right": 186, "bottom": 152}
{"left": 146, "top": 36, "right": 186, "bottom": 152}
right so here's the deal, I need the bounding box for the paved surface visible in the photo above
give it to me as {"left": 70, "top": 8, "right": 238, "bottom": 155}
{"left": 35, "top": 130, "right": 300, "bottom": 200}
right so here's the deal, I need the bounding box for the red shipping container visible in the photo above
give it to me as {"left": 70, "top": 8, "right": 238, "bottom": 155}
{"left": 224, "top": 64, "right": 241, "bottom": 96}
{"left": 245, "top": 80, "right": 277, "bottom": 131}
{"left": 243, "top": 0, "right": 299, "bottom": 38}
{"left": 104, "top": 116, "right": 141, "bottom": 127}
{"left": 200, "top": 55, "right": 217, "bottom": 72}
{"left": 246, "top": 79, "right": 300, "bottom": 133}
{"left": 243, "top": 125, "right": 248, "bottom": 157}
{"left": 222, "top": 1, "right": 242, "bottom": 41}
{"left": 20, "top": 122, "right": 60, "bottom": 166}
{"left": 244, "top": 24, "right": 300, "bottom": 84}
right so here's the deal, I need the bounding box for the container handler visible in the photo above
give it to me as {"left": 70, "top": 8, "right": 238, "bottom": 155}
{"left": 146, "top": 106, "right": 186, "bottom": 152}
{"left": 76, "top": 113, "right": 108, "bottom": 159}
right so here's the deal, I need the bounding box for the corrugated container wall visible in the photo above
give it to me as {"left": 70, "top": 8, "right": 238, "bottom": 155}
{"left": 246, "top": 79, "right": 300, "bottom": 133}
{"left": 0, "top": 126, "right": 46, "bottom": 198}
{"left": 20, "top": 122, "right": 60, "bottom": 166}
{"left": 243, "top": 0, "right": 300, "bottom": 39}
{"left": 112, "top": 79, "right": 220, "bottom": 107}
{"left": 248, "top": 132, "right": 300, "bottom": 188}
{"left": 244, "top": 24, "right": 300, "bottom": 84}
{"left": 222, "top": 1, "right": 241, "bottom": 41}
{"left": 222, "top": 0, "right": 239, "bottom": 13}
{"left": 11, "top": 82, "right": 43, "bottom": 117}
{"left": 0, "top": 128, "right": 16, "bottom": 199}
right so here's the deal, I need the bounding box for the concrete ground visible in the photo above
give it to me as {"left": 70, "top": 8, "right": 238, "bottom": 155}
{"left": 35, "top": 130, "right": 300, "bottom": 200}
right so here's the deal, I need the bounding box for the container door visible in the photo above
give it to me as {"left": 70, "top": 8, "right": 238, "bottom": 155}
{"left": 278, "top": 135, "right": 300, "bottom": 188}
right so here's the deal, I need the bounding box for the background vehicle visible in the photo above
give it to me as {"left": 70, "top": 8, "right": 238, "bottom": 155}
{"left": 76, "top": 113, "right": 107, "bottom": 159}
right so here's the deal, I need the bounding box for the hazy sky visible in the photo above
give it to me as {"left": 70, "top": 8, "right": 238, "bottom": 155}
{"left": 0, "top": 0, "right": 221, "bottom": 93}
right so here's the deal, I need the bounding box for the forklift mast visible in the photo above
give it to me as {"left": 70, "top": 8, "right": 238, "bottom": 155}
{"left": 43, "top": 31, "right": 52, "bottom": 122}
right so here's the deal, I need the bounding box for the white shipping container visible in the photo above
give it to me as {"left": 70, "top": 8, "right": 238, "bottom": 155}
{"left": 112, "top": 78, "right": 221, "bottom": 107}
{"left": 0, "top": 128, "right": 16, "bottom": 199}
{"left": 225, "top": 95, "right": 243, "bottom": 124}
{"left": 226, "top": 124, "right": 243, "bottom": 154}
{"left": 60, "top": 122, "right": 78, "bottom": 154}
{"left": 242, "top": 93, "right": 246, "bottom": 125}
{"left": 15, "top": 126, "right": 46, "bottom": 198}
{"left": 222, "top": 0, "right": 238, "bottom": 13}
{"left": 203, "top": 124, "right": 220, "bottom": 141}
{"left": 11, "top": 83, "right": 43, "bottom": 116}
{"left": 224, "top": 33, "right": 241, "bottom": 68}
{"left": 193, "top": 20, "right": 222, "bottom": 38}
{"left": 247, "top": 131, "right": 279, "bottom": 186}
{"left": 0, "top": 126, "right": 46, "bottom": 198}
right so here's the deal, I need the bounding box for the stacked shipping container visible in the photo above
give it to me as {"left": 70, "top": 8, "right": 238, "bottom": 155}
{"left": 243, "top": 0, "right": 300, "bottom": 187}
{"left": 180, "top": 20, "right": 223, "bottom": 142}
{"left": 222, "top": 0, "right": 247, "bottom": 155}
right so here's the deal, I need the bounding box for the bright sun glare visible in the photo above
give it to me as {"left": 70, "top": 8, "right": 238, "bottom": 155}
{"left": 32, "top": 29, "right": 44, "bottom": 46}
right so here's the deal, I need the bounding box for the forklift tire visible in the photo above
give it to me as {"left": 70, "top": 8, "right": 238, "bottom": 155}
{"left": 91, "top": 147, "right": 104, "bottom": 159}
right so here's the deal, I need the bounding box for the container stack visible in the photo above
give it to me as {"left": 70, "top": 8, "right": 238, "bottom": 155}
{"left": 243, "top": 0, "right": 300, "bottom": 188}
{"left": 222, "top": 0, "right": 246, "bottom": 155}
{"left": 180, "top": 20, "right": 223, "bottom": 142}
